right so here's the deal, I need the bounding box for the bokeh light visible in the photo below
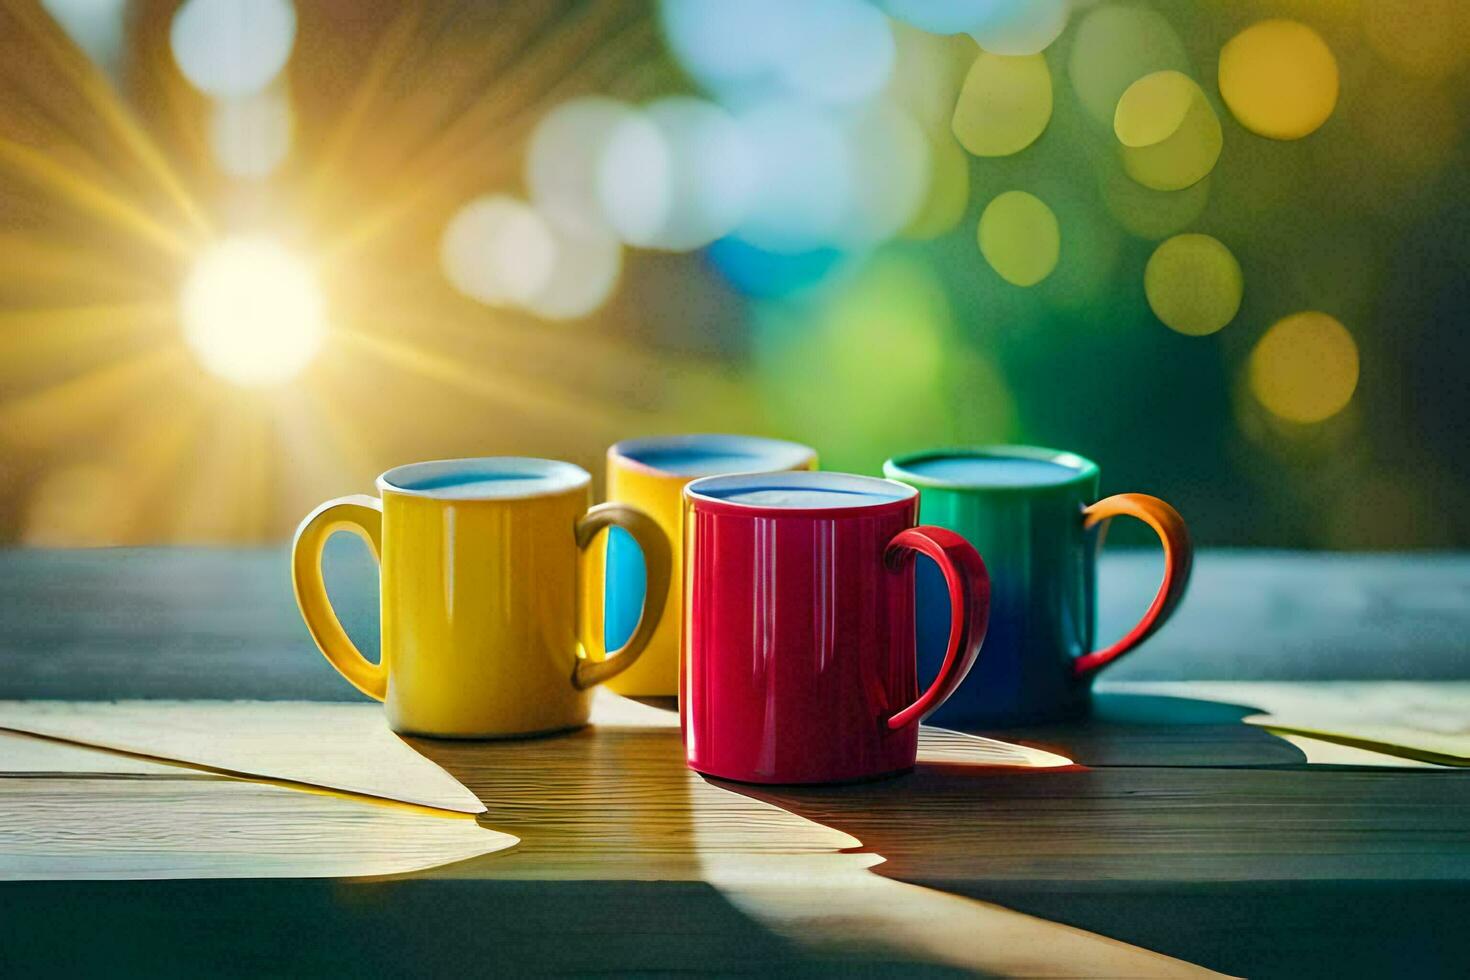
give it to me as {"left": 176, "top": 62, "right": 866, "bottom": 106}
{"left": 1360, "top": 0, "right": 1470, "bottom": 79}
{"left": 835, "top": 104, "right": 930, "bottom": 248}
{"left": 884, "top": 23, "right": 974, "bottom": 133}
{"left": 903, "top": 132, "right": 969, "bottom": 240}
{"left": 879, "top": 0, "right": 1068, "bottom": 56}
{"left": 527, "top": 97, "right": 635, "bottom": 238}
{"left": 1114, "top": 69, "right": 1193, "bottom": 148}
{"left": 657, "top": 0, "right": 788, "bottom": 92}
{"left": 597, "top": 97, "right": 754, "bottom": 252}
{"left": 977, "top": 190, "right": 1059, "bottom": 287}
{"left": 731, "top": 101, "right": 851, "bottom": 254}
{"left": 778, "top": 0, "right": 895, "bottom": 106}
{"left": 1249, "top": 311, "right": 1359, "bottom": 423}
{"left": 1218, "top": 20, "right": 1338, "bottom": 141}
{"left": 440, "top": 196, "right": 556, "bottom": 307}
{"left": 705, "top": 238, "right": 851, "bottom": 299}
{"left": 1067, "top": 3, "right": 1190, "bottom": 129}
{"left": 208, "top": 87, "right": 293, "bottom": 179}
{"left": 659, "top": 0, "right": 893, "bottom": 108}
{"left": 967, "top": 0, "right": 1068, "bottom": 56}
{"left": 1099, "top": 165, "right": 1210, "bottom": 240}
{"left": 3, "top": 0, "right": 1468, "bottom": 554}
{"left": 180, "top": 237, "right": 325, "bottom": 387}
{"left": 1116, "top": 71, "right": 1221, "bottom": 191}
{"left": 170, "top": 0, "right": 296, "bottom": 98}
{"left": 754, "top": 251, "right": 1015, "bottom": 470}
{"left": 524, "top": 223, "right": 622, "bottom": 322}
{"left": 42, "top": 0, "right": 127, "bottom": 75}
{"left": 1144, "top": 233, "right": 1242, "bottom": 336}
{"left": 876, "top": 0, "right": 999, "bottom": 36}
{"left": 951, "top": 51, "right": 1052, "bottom": 157}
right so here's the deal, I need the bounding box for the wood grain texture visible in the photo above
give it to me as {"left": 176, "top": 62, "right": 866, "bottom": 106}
{"left": 731, "top": 765, "right": 1470, "bottom": 884}
{"left": 403, "top": 703, "right": 1220, "bottom": 977}
{"left": 0, "top": 698, "right": 1215, "bottom": 976}
{"left": 3, "top": 548, "right": 1466, "bottom": 701}
{"left": 3, "top": 547, "right": 1468, "bottom": 976}
{"left": 0, "top": 777, "right": 514, "bottom": 880}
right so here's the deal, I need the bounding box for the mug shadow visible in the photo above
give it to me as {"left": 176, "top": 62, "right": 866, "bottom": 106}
{"left": 712, "top": 695, "right": 1447, "bottom": 979}
{"left": 961, "top": 691, "right": 1311, "bottom": 768}
{"left": 399, "top": 694, "right": 972, "bottom": 975}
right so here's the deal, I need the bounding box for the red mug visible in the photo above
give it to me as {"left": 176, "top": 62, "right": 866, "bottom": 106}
{"left": 681, "top": 471, "right": 990, "bottom": 784}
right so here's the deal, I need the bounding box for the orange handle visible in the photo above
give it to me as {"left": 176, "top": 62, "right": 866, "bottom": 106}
{"left": 1074, "top": 493, "right": 1192, "bottom": 678}
{"left": 883, "top": 525, "right": 990, "bottom": 730}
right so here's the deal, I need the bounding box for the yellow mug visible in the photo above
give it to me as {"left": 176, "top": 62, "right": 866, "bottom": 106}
{"left": 291, "top": 457, "right": 671, "bottom": 737}
{"left": 590, "top": 434, "right": 817, "bottom": 696}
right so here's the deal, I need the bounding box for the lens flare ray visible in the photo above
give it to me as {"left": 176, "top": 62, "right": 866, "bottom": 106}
{"left": 5, "top": 0, "right": 210, "bottom": 236}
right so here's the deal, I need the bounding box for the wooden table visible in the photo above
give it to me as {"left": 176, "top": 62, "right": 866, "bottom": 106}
{"left": 2, "top": 548, "right": 1468, "bottom": 978}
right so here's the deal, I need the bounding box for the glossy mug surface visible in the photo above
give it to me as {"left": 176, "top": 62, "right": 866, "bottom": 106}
{"left": 885, "top": 446, "right": 1192, "bottom": 728}
{"left": 291, "top": 458, "right": 671, "bottom": 738}
{"left": 593, "top": 434, "right": 816, "bottom": 696}
{"left": 682, "top": 471, "right": 990, "bottom": 784}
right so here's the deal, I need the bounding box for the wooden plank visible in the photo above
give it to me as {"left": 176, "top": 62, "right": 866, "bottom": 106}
{"left": 0, "top": 698, "right": 1211, "bottom": 976}
{"left": 2, "top": 548, "right": 1466, "bottom": 701}
{"left": 0, "top": 878, "right": 1005, "bottom": 977}
{"left": 0, "top": 700, "right": 486, "bottom": 814}
{"left": 400, "top": 713, "right": 1219, "bottom": 977}
{"left": 941, "top": 879, "right": 1470, "bottom": 980}
{"left": 728, "top": 766, "right": 1470, "bottom": 885}
{"left": 0, "top": 778, "right": 514, "bottom": 880}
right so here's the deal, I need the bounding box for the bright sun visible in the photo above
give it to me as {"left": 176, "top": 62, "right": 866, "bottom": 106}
{"left": 180, "top": 236, "right": 327, "bottom": 386}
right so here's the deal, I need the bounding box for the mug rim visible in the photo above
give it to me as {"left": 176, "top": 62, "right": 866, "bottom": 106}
{"left": 883, "top": 445, "right": 1100, "bottom": 493}
{"left": 685, "top": 470, "right": 916, "bottom": 517}
{"left": 378, "top": 456, "right": 591, "bottom": 501}
{"left": 610, "top": 433, "right": 816, "bottom": 479}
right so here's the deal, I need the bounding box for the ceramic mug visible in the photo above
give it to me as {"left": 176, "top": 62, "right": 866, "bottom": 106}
{"left": 884, "top": 446, "right": 1192, "bottom": 727}
{"left": 591, "top": 434, "right": 817, "bottom": 697}
{"left": 291, "top": 457, "right": 671, "bottom": 738}
{"left": 682, "top": 471, "right": 990, "bottom": 784}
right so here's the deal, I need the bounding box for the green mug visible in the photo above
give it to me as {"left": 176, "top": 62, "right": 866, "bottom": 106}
{"left": 884, "top": 446, "right": 1192, "bottom": 727}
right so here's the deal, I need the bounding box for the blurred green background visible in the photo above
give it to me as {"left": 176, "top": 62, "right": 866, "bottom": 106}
{"left": 0, "top": 0, "right": 1465, "bottom": 549}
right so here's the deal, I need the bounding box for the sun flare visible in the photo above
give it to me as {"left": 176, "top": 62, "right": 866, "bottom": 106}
{"left": 180, "top": 236, "right": 326, "bottom": 387}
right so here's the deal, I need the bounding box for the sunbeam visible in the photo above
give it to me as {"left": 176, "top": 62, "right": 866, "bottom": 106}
{"left": 335, "top": 325, "right": 644, "bottom": 436}
{"left": 0, "top": 346, "right": 187, "bottom": 453}
{"left": 0, "top": 137, "right": 193, "bottom": 257}
{"left": 319, "top": 4, "right": 655, "bottom": 263}
{"left": 6, "top": 0, "right": 212, "bottom": 237}
{"left": 0, "top": 302, "right": 175, "bottom": 383}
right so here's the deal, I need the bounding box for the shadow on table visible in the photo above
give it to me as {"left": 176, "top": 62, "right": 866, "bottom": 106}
{"left": 403, "top": 707, "right": 974, "bottom": 976}
{"left": 0, "top": 878, "right": 967, "bottom": 977}
{"left": 717, "top": 700, "right": 1468, "bottom": 980}
{"left": 963, "top": 691, "right": 1311, "bottom": 768}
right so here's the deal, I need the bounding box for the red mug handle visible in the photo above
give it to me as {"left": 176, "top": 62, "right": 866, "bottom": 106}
{"left": 1074, "top": 493, "right": 1193, "bottom": 678}
{"left": 882, "top": 525, "right": 990, "bottom": 730}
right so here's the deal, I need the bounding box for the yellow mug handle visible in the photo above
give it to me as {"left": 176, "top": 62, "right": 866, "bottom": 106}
{"left": 290, "top": 494, "right": 386, "bottom": 701}
{"left": 573, "top": 502, "right": 671, "bottom": 691}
